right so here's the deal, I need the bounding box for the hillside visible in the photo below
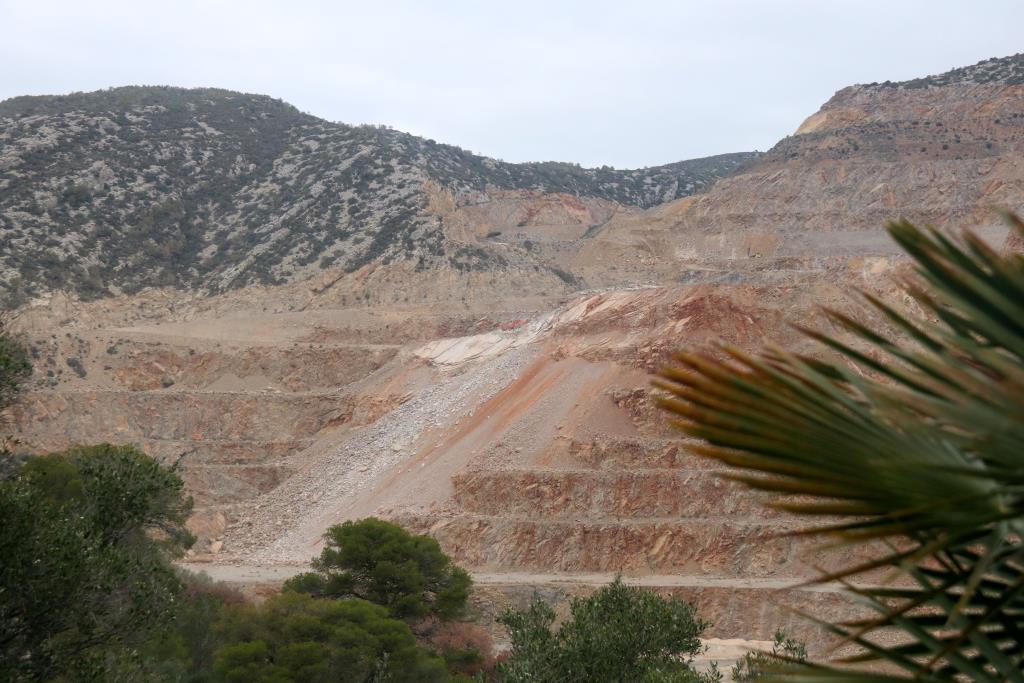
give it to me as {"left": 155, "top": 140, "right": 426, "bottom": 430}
{"left": 0, "top": 86, "right": 755, "bottom": 305}
{"left": 590, "top": 52, "right": 1024, "bottom": 273}
{"left": 9, "top": 52, "right": 1024, "bottom": 650}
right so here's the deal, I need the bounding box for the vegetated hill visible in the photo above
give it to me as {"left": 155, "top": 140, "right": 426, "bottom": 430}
{"left": 863, "top": 51, "right": 1024, "bottom": 89}
{"left": 0, "top": 86, "right": 756, "bottom": 304}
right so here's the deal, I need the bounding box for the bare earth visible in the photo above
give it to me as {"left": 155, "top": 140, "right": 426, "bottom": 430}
{"left": 179, "top": 562, "right": 844, "bottom": 593}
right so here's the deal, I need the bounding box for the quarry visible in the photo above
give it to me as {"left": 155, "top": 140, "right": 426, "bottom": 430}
{"left": 6, "top": 52, "right": 1024, "bottom": 670}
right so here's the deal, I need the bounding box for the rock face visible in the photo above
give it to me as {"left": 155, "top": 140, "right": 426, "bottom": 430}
{"left": 7, "top": 53, "right": 1024, "bottom": 645}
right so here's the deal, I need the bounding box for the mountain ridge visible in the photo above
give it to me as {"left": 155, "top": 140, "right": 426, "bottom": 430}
{"left": 0, "top": 85, "right": 757, "bottom": 304}
{"left": 857, "top": 51, "right": 1024, "bottom": 90}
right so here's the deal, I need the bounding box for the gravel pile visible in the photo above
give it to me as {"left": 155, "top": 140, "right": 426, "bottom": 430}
{"left": 224, "top": 344, "right": 536, "bottom": 563}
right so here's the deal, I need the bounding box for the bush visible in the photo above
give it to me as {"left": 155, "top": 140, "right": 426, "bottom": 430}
{"left": 497, "top": 577, "right": 718, "bottom": 683}
{"left": 418, "top": 618, "right": 495, "bottom": 679}
{"left": 66, "top": 355, "right": 87, "bottom": 378}
{"left": 285, "top": 517, "right": 471, "bottom": 621}
{"left": 0, "top": 322, "right": 31, "bottom": 414}
{"left": 212, "top": 591, "right": 449, "bottom": 683}
{"left": 133, "top": 570, "right": 248, "bottom": 683}
{"left": 730, "top": 631, "right": 807, "bottom": 682}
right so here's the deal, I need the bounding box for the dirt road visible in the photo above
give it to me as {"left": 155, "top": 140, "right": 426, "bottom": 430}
{"left": 178, "top": 562, "right": 842, "bottom": 593}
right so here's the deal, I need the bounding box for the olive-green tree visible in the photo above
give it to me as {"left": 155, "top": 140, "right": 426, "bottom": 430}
{"left": 286, "top": 517, "right": 471, "bottom": 621}
{"left": 0, "top": 444, "right": 194, "bottom": 681}
{"left": 497, "top": 577, "right": 718, "bottom": 683}
{"left": 657, "top": 214, "right": 1024, "bottom": 681}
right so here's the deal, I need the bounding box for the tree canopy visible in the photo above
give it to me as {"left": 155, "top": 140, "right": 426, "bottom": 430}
{"left": 286, "top": 517, "right": 471, "bottom": 621}
{"left": 0, "top": 444, "right": 194, "bottom": 681}
{"left": 497, "top": 577, "right": 717, "bottom": 683}
{"left": 212, "top": 591, "right": 449, "bottom": 683}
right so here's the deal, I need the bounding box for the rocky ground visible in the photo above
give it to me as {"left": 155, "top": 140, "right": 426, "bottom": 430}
{"left": 233, "top": 344, "right": 538, "bottom": 563}
{"left": 10, "top": 278, "right": 878, "bottom": 650}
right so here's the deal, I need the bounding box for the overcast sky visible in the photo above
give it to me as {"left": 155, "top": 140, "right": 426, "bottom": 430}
{"left": 2, "top": 1, "right": 1022, "bottom": 168}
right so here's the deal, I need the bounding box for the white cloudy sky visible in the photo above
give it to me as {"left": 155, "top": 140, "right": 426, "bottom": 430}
{"left": 2, "top": 0, "right": 1022, "bottom": 168}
